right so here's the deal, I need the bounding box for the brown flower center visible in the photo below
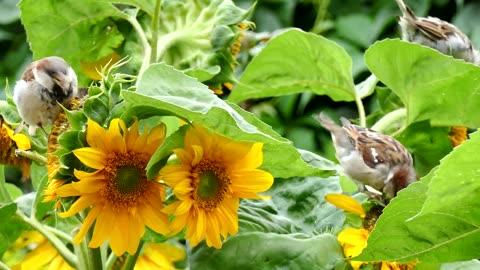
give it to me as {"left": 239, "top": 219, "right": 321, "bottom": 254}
{"left": 192, "top": 159, "right": 230, "bottom": 210}
{"left": 103, "top": 152, "right": 152, "bottom": 209}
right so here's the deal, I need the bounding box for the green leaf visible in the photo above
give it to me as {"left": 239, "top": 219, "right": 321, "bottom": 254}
{"left": 238, "top": 200, "right": 301, "bottom": 234}
{"left": 0, "top": 100, "right": 21, "bottom": 125}
{"left": 396, "top": 121, "right": 452, "bottom": 177}
{"left": 365, "top": 39, "right": 480, "bottom": 128}
{"left": 146, "top": 125, "right": 188, "bottom": 179}
{"left": 19, "top": 0, "right": 127, "bottom": 83}
{"left": 355, "top": 174, "right": 432, "bottom": 262}
{"left": 83, "top": 97, "right": 109, "bottom": 125}
{"left": 229, "top": 28, "right": 356, "bottom": 103}
{"left": 30, "top": 163, "right": 48, "bottom": 194}
{"left": 184, "top": 66, "right": 221, "bottom": 82}
{"left": 0, "top": 203, "right": 30, "bottom": 257}
{"left": 5, "top": 183, "right": 22, "bottom": 201}
{"left": 268, "top": 176, "right": 345, "bottom": 233}
{"left": 59, "top": 131, "right": 85, "bottom": 150}
{"left": 190, "top": 232, "right": 345, "bottom": 269}
{"left": 359, "top": 132, "right": 480, "bottom": 263}
{"left": 0, "top": 166, "right": 13, "bottom": 203}
{"left": 123, "top": 63, "right": 333, "bottom": 178}
{"left": 63, "top": 107, "right": 87, "bottom": 131}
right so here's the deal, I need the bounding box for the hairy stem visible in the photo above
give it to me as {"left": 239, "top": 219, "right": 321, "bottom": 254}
{"left": 17, "top": 211, "right": 78, "bottom": 268}
{"left": 150, "top": 0, "right": 162, "bottom": 64}
{"left": 371, "top": 108, "right": 407, "bottom": 133}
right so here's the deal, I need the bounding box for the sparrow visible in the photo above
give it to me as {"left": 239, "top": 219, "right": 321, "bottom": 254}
{"left": 395, "top": 0, "right": 480, "bottom": 65}
{"left": 315, "top": 112, "right": 417, "bottom": 200}
{"left": 13, "top": 56, "right": 78, "bottom": 135}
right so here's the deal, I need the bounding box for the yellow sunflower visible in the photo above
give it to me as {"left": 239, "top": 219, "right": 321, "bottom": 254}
{"left": 6, "top": 231, "right": 74, "bottom": 270}
{"left": 134, "top": 242, "right": 185, "bottom": 270}
{"left": 160, "top": 124, "right": 274, "bottom": 249}
{"left": 56, "top": 118, "right": 170, "bottom": 256}
{"left": 327, "top": 193, "right": 417, "bottom": 269}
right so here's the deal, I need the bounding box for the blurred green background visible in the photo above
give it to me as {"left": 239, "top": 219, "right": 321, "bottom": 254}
{"left": 1, "top": 0, "right": 479, "bottom": 169}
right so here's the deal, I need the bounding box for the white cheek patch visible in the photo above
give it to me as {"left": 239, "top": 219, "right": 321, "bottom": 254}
{"left": 33, "top": 66, "right": 54, "bottom": 90}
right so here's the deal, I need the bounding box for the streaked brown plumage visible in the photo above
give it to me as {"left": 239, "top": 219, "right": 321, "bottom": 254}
{"left": 13, "top": 56, "right": 78, "bottom": 135}
{"left": 315, "top": 112, "right": 416, "bottom": 199}
{"left": 395, "top": 0, "right": 480, "bottom": 65}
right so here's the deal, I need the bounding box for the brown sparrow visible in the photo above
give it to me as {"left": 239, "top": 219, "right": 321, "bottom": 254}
{"left": 13, "top": 56, "right": 78, "bottom": 135}
{"left": 315, "top": 112, "right": 417, "bottom": 200}
{"left": 395, "top": 0, "right": 480, "bottom": 65}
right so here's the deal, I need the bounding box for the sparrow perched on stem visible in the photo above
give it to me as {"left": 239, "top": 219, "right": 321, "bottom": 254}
{"left": 395, "top": 0, "right": 480, "bottom": 65}
{"left": 13, "top": 56, "right": 78, "bottom": 135}
{"left": 315, "top": 112, "right": 417, "bottom": 200}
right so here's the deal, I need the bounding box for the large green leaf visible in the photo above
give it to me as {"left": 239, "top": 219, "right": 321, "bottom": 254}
{"left": 229, "top": 28, "right": 356, "bottom": 103}
{"left": 122, "top": 63, "right": 336, "bottom": 178}
{"left": 365, "top": 39, "right": 480, "bottom": 128}
{"left": 0, "top": 203, "right": 30, "bottom": 257}
{"left": 268, "top": 176, "right": 345, "bottom": 233}
{"left": 190, "top": 232, "right": 345, "bottom": 269}
{"left": 19, "top": 0, "right": 126, "bottom": 84}
{"left": 357, "top": 131, "right": 480, "bottom": 263}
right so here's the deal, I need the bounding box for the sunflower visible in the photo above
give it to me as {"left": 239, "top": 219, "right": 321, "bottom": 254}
{"left": 5, "top": 231, "right": 74, "bottom": 270}
{"left": 56, "top": 118, "right": 170, "bottom": 256}
{"left": 160, "top": 124, "right": 274, "bottom": 248}
{"left": 0, "top": 118, "right": 31, "bottom": 178}
{"left": 327, "top": 193, "right": 416, "bottom": 269}
{"left": 134, "top": 242, "right": 185, "bottom": 270}
{"left": 44, "top": 97, "right": 82, "bottom": 206}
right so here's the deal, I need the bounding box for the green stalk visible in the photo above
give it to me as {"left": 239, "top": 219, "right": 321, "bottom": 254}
{"left": 0, "top": 260, "right": 10, "bottom": 270}
{"left": 126, "top": 14, "right": 151, "bottom": 76}
{"left": 150, "top": 0, "right": 162, "bottom": 64}
{"left": 14, "top": 150, "right": 47, "bottom": 164}
{"left": 16, "top": 211, "right": 78, "bottom": 268}
{"left": 0, "top": 166, "right": 12, "bottom": 202}
{"left": 105, "top": 252, "right": 118, "bottom": 270}
{"left": 355, "top": 94, "right": 366, "bottom": 127}
{"left": 121, "top": 241, "right": 144, "bottom": 270}
{"left": 75, "top": 215, "right": 103, "bottom": 270}
{"left": 371, "top": 108, "right": 407, "bottom": 133}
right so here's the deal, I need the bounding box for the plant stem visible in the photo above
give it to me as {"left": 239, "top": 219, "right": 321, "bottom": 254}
{"left": 76, "top": 215, "right": 103, "bottom": 270}
{"left": 16, "top": 211, "right": 78, "bottom": 268}
{"left": 46, "top": 226, "right": 74, "bottom": 243}
{"left": 122, "top": 241, "right": 144, "bottom": 270}
{"left": 371, "top": 108, "right": 407, "bottom": 133}
{"left": 105, "top": 252, "right": 118, "bottom": 270}
{"left": 150, "top": 0, "right": 162, "bottom": 64}
{"left": 14, "top": 149, "right": 47, "bottom": 164}
{"left": 354, "top": 94, "right": 366, "bottom": 127}
{"left": 0, "top": 165, "right": 12, "bottom": 202}
{"left": 126, "top": 14, "right": 151, "bottom": 77}
{"left": 0, "top": 260, "right": 10, "bottom": 270}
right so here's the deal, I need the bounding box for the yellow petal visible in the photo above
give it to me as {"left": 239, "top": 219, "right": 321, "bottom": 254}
{"left": 337, "top": 228, "right": 369, "bottom": 258}
{"left": 86, "top": 118, "right": 108, "bottom": 150}
{"left": 89, "top": 209, "right": 114, "bottom": 248}
{"left": 235, "top": 142, "right": 264, "bottom": 169}
{"left": 125, "top": 118, "right": 140, "bottom": 150}
{"left": 140, "top": 200, "right": 170, "bottom": 235}
{"left": 230, "top": 169, "right": 274, "bottom": 198}
{"left": 72, "top": 205, "right": 102, "bottom": 244}
{"left": 146, "top": 123, "right": 166, "bottom": 152}
{"left": 58, "top": 194, "right": 98, "bottom": 217}
{"left": 21, "top": 241, "right": 56, "bottom": 269}
{"left": 325, "top": 194, "right": 366, "bottom": 218}
{"left": 106, "top": 119, "right": 126, "bottom": 153}
{"left": 11, "top": 133, "right": 31, "bottom": 150}
{"left": 73, "top": 148, "right": 107, "bottom": 170}
{"left": 205, "top": 212, "right": 222, "bottom": 248}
